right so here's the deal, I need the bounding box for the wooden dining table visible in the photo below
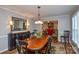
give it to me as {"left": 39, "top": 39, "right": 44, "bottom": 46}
{"left": 26, "top": 35, "right": 48, "bottom": 53}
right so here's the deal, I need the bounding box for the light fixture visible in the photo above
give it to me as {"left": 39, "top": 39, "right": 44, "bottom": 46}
{"left": 8, "top": 20, "right": 13, "bottom": 31}
{"left": 9, "top": 20, "right": 13, "bottom": 25}
{"left": 35, "top": 6, "right": 43, "bottom": 24}
{"left": 27, "top": 20, "right": 30, "bottom": 30}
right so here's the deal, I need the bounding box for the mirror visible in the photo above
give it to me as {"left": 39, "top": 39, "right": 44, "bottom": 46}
{"left": 11, "top": 17, "right": 27, "bottom": 31}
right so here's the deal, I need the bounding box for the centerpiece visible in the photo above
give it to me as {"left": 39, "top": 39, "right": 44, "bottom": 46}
{"left": 34, "top": 32, "right": 42, "bottom": 38}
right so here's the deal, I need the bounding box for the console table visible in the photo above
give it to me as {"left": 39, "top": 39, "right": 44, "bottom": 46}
{"left": 8, "top": 31, "right": 30, "bottom": 50}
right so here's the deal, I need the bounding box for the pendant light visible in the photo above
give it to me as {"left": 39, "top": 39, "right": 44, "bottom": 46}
{"left": 35, "top": 6, "right": 43, "bottom": 24}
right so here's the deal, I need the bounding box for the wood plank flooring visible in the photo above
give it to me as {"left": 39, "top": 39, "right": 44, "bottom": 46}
{"left": 1, "top": 41, "right": 76, "bottom": 54}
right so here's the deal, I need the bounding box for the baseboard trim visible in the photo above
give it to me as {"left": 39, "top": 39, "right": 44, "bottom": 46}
{"left": 0, "top": 48, "right": 8, "bottom": 53}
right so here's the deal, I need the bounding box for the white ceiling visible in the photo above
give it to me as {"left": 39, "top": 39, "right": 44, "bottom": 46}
{"left": 0, "top": 5, "right": 79, "bottom": 18}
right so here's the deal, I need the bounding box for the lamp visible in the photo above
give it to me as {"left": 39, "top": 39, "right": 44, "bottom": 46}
{"left": 9, "top": 20, "right": 13, "bottom": 31}
{"left": 27, "top": 20, "right": 30, "bottom": 30}
{"left": 35, "top": 6, "right": 43, "bottom": 24}
{"left": 9, "top": 20, "right": 13, "bottom": 25}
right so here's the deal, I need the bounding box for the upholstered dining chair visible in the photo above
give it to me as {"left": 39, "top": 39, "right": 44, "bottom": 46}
{"left": 16, "top": 39, "right": 28, "bottom": 54}
{"left": 25, "top": 31, "right": 31, "bottom": 38}
{"left": 23, "top": 33, "right": 26, "bottom": 39}
{"left": 16, "top": 34, "right": 28, "bottom": 54}
{"left": 16, "top": 39, "right": 22, "bottom": 54}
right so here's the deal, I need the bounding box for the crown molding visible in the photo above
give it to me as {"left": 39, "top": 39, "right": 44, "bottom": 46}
{"left": 0, "top": 7, "right": 27, "bottom": 17}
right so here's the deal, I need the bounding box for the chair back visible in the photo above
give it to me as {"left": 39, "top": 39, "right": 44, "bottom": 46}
{"left": 64, "top": 31, "right": 70, "bottom": 43}
{"left": 16, "top": 34, "right": 24, "bottom": 54}
{"left": 64, "top": 31, "right": 70, "bottom": 37}
{"left": 25, "top": 31, "right": 31, "bottom": 38}
{"left": 46, "top": 36, "right": 52, "bottom": 53}
{"left": 16, "top": 39, "right": 23, "bottom": 53}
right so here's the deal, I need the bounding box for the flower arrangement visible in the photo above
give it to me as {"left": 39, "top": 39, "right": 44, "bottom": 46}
{"left": 34, "top": 32, "right": 42, "bottom": 38}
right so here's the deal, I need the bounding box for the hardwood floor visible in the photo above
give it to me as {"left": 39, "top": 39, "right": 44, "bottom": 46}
{"left": 1, "top": 49, "right": 17, "bottom": 54}
{"left": 1, "top": 41, "right": 76, "bottom": 54}
{"left": 51, "top": 42, "right": 76, "bottom": 54}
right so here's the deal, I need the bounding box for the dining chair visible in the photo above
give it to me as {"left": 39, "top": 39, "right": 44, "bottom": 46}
{"left": 40, "top": 44, "right": 48, "bottom": 54}
{"left": 60, "top": 30, "right": 70, "bottom": 54}
{"left": 46, "top": 36, "right": 52, "bottom": 54}
{"left": 23, "top": 33, "right": 26, "bottom": 39}
{"left": 16, "top": 39, "right": 23, "bottom": 54}
{"left": 16, "top": 39, "right": 28, "bottom": 54}
{"left": 16, "top": 34, "right": 28, "bottom": 54}
{"left": 25, "top": 31, "right": 31, "bottom": 38}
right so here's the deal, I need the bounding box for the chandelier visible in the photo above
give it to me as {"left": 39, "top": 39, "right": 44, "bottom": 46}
{"left": 35, "top": 6, "right": 43, "bottom": 24}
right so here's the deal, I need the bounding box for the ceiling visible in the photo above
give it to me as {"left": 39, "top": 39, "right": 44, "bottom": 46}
{"left": 0, "top": 5, "right": 79, "bottom": 18}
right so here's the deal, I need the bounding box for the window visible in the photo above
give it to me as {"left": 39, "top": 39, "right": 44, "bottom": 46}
{"left": 72, "top": 11, "right": 79, "bottom": 48}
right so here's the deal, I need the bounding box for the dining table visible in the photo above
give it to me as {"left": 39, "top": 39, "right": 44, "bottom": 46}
{"left": 26, "top": 35, "right": 48, "bottom": 53}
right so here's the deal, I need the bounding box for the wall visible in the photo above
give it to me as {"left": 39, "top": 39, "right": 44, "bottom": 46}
{"left": 0, "top": 8, "right": 26, "bottom": 53}
{"left": 29, "top": 19, "right": 42, "bottom": 32}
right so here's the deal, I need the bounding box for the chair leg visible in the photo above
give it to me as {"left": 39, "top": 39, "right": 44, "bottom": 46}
{"left": 64, "top": 42, "right": 67, "bottom": 54}
{"left": 22, "top": 48, "right": 28, "bottom": 54}
{"left": 16, "top": 47, "right": 21, "bottom": 54}
{"left": 46, "top": 45, "right": 51, "bottom": 54}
